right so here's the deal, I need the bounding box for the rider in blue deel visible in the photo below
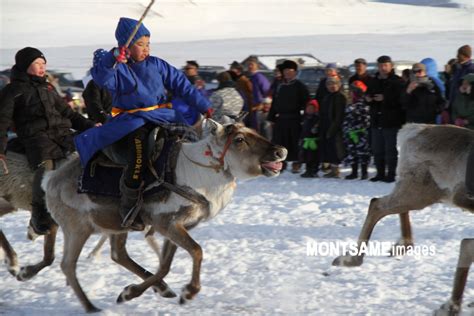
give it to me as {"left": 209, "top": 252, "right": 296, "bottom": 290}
{"left": 74, "top": 17, "right": 211, "bottom": 230}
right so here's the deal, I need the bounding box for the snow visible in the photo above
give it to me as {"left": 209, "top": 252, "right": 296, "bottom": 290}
{"left": 0, "top": 0, "right": 473, "bottom": 314}
{"left": 1, "top": 170, "right": 473, "bottom": 315}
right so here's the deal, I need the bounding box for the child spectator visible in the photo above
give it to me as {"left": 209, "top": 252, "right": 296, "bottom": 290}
{"left": 343, "top": 80, "right": 371, "bottom": 180}
{"left": 300, "top": 100, "right": 320, "bottom": 178}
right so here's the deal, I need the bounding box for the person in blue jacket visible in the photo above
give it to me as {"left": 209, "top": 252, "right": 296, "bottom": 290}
{"left": 74, "top": 17, "right": 211, "bottom": 230}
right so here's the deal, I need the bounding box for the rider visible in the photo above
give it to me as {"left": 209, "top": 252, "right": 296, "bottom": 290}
{"left": 0, "top": 47, "right": 97, "bottom": 235}
{"left": 74, "top": 17, "right": 211, "bottom": 231}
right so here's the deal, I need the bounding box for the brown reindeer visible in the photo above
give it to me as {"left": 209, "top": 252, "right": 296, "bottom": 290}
{"left": 332, "top": 123, "right": 473, "bottom": 315}
{"left": 42, "top": 120, "right": 286, "bottom": 313}
{"left": 0, "top": 151, "right": 58, "bottom": 281}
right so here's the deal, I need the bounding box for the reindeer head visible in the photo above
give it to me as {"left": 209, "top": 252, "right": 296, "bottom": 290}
{"left": 203, "top": 119, "right": 287, "bottom": 179}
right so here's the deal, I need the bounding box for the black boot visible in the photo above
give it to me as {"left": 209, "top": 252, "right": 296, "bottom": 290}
{"left": 370, "top": 159, "right": 385, "bottom": 182}
{"left": 29, "top": 203, "right": 55, "bottom": 235}
{"left": 345, "top": 164, "right": 358, "bottom": 180}
{"left": 119, "top": 180, "right": 145, "bottom": 231}
{"left": 383, "top": 162, "right": 397, "bottom": 183}
{"left": 360, "top": 164, "right": 368, "bottom": 180}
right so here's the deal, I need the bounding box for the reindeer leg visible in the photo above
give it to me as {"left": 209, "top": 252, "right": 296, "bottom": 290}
{"left": 87, "top": 235, "right": 108, "bottom": 260}
{"left": 61, "top": 228, "right": 99, "bottom": 313}
{"left": 117, "top": 224, "right": 201, "bottom": 305}
{"left": 389, "top": 212, "right": 414, "bottom": 256}
{"left": 0, "top": 229, "right": 19, "bottom": 276}
{"left": 435, "top": 238, "right": 474, "bottom": 316}
{"left": 110, "top": 233, "right": 176, "bottom": 300}
{"left": 17, "top": 224, "right": 58, "bottom": 281}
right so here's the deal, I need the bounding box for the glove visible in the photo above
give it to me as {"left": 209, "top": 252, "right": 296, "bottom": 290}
{"left": 113, "top": 46, "right": 130, "bottom": 64}
{"left": 205, "top": 108, "right": 214, "bottom": 119}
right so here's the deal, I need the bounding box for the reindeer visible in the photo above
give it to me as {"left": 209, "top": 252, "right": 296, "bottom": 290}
{"left": 332, "top": 123, "right": 473, "bottom": 315}
{"left": 0, "top": 151, "right": 58, "bottom": 281}
{"left": 42, "top": 120, "right": 287, "bottom": 313}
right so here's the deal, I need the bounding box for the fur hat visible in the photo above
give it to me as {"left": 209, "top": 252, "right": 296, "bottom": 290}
{"left": 230, "top": 61, "right": 244, "bottom": 71}
{"left": 15, "top": 47, "right": 46, "bottom": 72}
{"left": 280, "top": 60, "right": 298, "bottom": 71}
{"left": 115, "top": 17, "right": 151, "bottom": 47}
{"left": 377, "top": 55, "right": 392, "bottom": 64}
{"left": 458, "top": 45, "right": 472, "bottom": 59}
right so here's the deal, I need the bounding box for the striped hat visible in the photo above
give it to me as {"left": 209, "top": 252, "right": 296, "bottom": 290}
{"left": 115, "top": 17, "right": 151, "bottom": 47}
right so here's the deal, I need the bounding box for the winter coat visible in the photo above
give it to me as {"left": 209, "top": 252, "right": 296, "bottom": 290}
{"left": 452, "top": 74, "right": 474, "bottom": 130}
{"left": 299, "top": 113, "right": 320, "bottom": 165}
{"left": 74, "top": 50, "right": 210, "bottom": 166}
{"left": 366, "top": 70, "right": 405, "bottom": 129}
{"left": 0, "top": 66, "right": 95, "bottom": 168}
{"left": 400, "top": 77, "right": 444, "bottom": 124}
{"left": 83, "top": 79, "right": 113, "bottom": 123}
{"left": 171, "top": 74, "right": 208, "bottom": 126}
{"left": 315, "top": 77, "right": 330, "bottom": 104}
{"left": 342, "top": 98, "right": 371, "bottom": 165}
{"left": 268, "top": 79, "right": 309, "bottom": 161}
{"left": 450, "top": 60, "right": 474, "bottom": 103}
{"left": 421, "top": 58, "right": 446, "bottom": 98}
{"left": 319, "top": 91, "right": 346, "bottom": 164}
{"left": 250, "top": 72, "right": 270, "bottom": 105}
{"left": 209, "top": 81, "right": 244, "bottom": 122}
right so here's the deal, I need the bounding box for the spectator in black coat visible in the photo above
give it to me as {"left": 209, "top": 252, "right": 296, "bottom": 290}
{"left": 83, "top": 79, "right": 113, "bottom": 123}
{"left": 299, "top": 99, "right": 320, "bottom": 178}
{"left": 315, "top": 63, "right": 340, "bottom": 105}
{"left": 0, "top": 47, "right": 96, "bottom": 235}
{"left": 366, "top": 55, "right": 405, "bottom": 183}
{"left": 267, "top": 60, "right": 309, "bottom": 172}
{"left": 319, "top": 76, "right": 347, "bottom": 178}
{"left": 400, "top": 63, "right": 444, "bottom": 124}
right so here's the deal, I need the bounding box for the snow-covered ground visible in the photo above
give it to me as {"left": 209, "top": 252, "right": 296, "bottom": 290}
{"left": 1, "top": 169, "right": 473, "bottom": 315}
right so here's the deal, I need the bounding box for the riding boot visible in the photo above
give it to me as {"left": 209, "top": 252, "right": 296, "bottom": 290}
{"left": 345, "top": 164, "right": 358, "bottom": 180}
{"left": 119, "top": 179, "right": 145, "bottom": 231}
{"left": 360, "top": 164, "right": 368, "bottom": 180}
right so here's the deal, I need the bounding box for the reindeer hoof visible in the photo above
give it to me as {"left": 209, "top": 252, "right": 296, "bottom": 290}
{"left": 179, "top": 284, "right": 200, "bottom": 304}
{"left": 433, "top": 300, "right": 461, "bottom": 316}
{"left": 117, "top": 284, "right": 142, "bottom": 303}
{"left": 152, "top": 285, "right": 177, "bottom": 298}
{"left": 16, "top": 266, "right": 35, "bottom": 281}
{"left": 332, "top": 255, "right": 363, "bottom": 267}
{"left": 4, "top": 257, "right": 19, "bottom": 277}
{"left": 86, "top": 305, "right": 102, "bottom": 314}
{"left": 389, "top": 241, "right": 414, "bottom": 257}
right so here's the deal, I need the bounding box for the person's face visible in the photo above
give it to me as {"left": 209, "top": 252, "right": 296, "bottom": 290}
{"left": 413, "top": 68, "right": 426, "bottom": 78}
{"left": 230, "top": 67, "right": 241, "bottom": 76}
{"left": 185, "top": 64, "right": 198, "bottom": 76}
{"left": 326, "top": 68, "right": 337, "bottom": 77}
{"left": 27, "top": 58, "right": 46, "bottom": 77}
{"left": 326, "top": 81, "right": 340, "bottom": 93}
{"left": 355, "top": 63, "right": 367, "bottom": 75}
{"left": 305, "top": 105, "right": 315, "bottom": 115}
{"left": 129, "top": 36, "right": 150, "bottom": 62}
{"left": 460, "top": 80, "right": 472, "bottom": 94}
{"left": 283, "top": 68, "right": 296, "bottom": 80}
{"left": 248, "top": 61, "right": 259, "bottom": 73}
{"left": 457, "top": 53, "right": 469, "bottom": 63}
{"left": 274, "top": 69, "right": 282, "bottom": 79}
{"left": 378, "top": 62, "right": 393, "bottom": 75}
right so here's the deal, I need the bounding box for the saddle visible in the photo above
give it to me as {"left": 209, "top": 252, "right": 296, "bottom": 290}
{"left": 78, "top": 125, "right": 188, "bottom": 199}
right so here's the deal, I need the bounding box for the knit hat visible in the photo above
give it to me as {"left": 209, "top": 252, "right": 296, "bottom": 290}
{"left": 280, "top": 60, "right": 298, "bottom": 71}
{"left": 350, "top": 80, "right": 367, "bottom": 93}
{"left": 15, "top": 47, "right": 46, "bottom": 72}
{"left": 377, "top": 55, "right": 392, "bottom": 64}
{"left": 412, "top": 62, "right": 426, "bottom": 72}
{"left": 458, "top": 45, "right": 472, "bottom": 59}
{"left": 115, "top": 17, "right": 151, "bottom": 47}
{"left": 326, "top": 63, "right": 337, "bottom": 70}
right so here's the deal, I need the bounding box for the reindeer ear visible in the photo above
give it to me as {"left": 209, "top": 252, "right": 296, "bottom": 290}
{"left": 204, "top": 118, "right": 224, "bottom": 136}
{"left": 235, "top": 111, "right": 248, "bottom": 123}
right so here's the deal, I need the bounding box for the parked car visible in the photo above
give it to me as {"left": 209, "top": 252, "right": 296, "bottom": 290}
{"left": 241, "top": 53, "right": 324, "bottom": 71}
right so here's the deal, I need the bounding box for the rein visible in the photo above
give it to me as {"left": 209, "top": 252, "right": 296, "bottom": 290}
{"left": 182, "top": 133, "right": 234, "bottom": 173}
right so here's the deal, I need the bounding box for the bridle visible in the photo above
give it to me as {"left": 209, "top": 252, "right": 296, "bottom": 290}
{"left": 182, "top": 132, "right": 235, "bottom": 173}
